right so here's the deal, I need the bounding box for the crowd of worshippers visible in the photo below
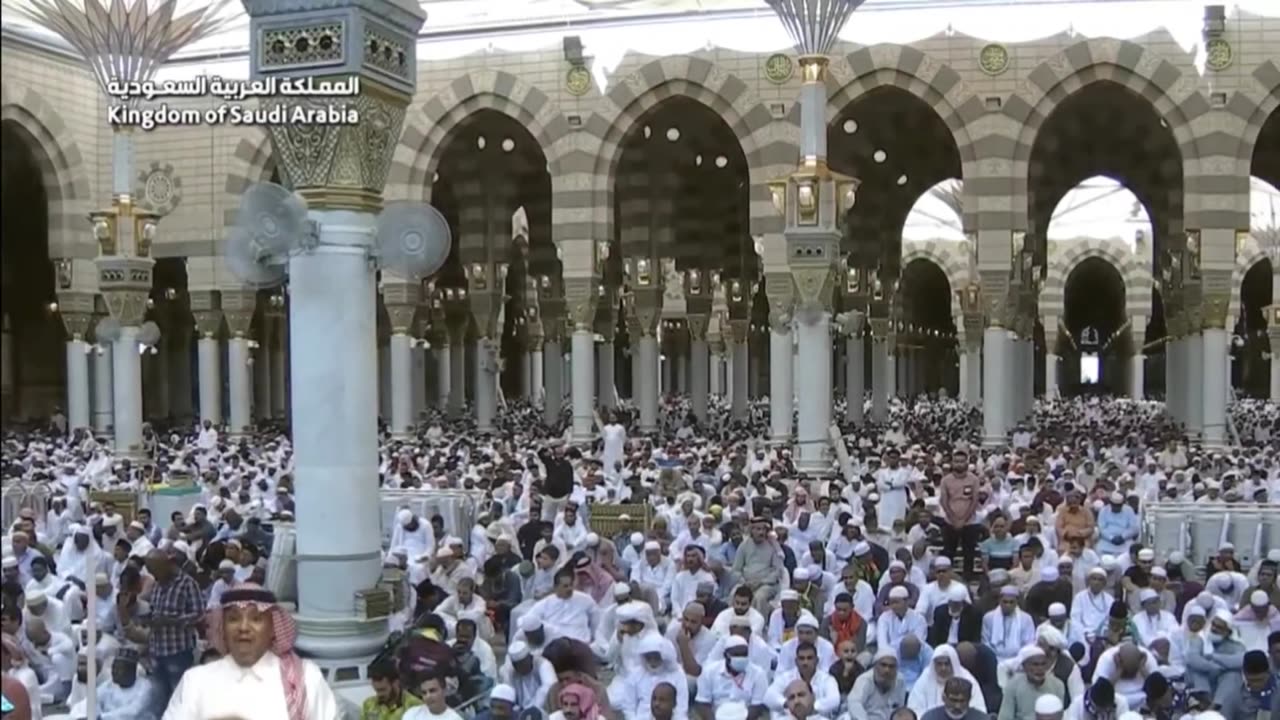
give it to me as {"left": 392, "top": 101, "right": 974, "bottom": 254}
{"left": 0, "top": 393, "right": 1277, "bottom": 720}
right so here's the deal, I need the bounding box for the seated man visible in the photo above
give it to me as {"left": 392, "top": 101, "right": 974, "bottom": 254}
{"left": 361, "top": 659, "right": 421, "bottom": 719}
{"left": 79, "top": 647, "right": 154, "bottom": 720}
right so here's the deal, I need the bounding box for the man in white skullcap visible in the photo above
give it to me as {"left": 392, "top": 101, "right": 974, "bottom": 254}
{"left": 1095, "top": 493, "right": 1139, "bottom": 557}
{"left": 525, "top": 565, "right": 598, "bottom": 644}
{"left": 1033, "top": 694, "right": 1066, "bottom": 720}
{"left": 877, "top": 586, "right": 927, "bottom": 653}
{"left": 694, "top": 636, "right": 769, "bottom": 714}
{"left": 1071, "top": 568, "right": 1115, "bottom": 647}
{"left": 1133, "top": 588, "right": 1179, "bottom": 649}
{"left": 984, "top": 586, "right": 1037, "bottom": 661}
{"left": 846, "top": 647, "right": 907, "bottom": 720}
{"left": 1233, "top": 589, "right": 1280, "bottom": 652}
{"left": 915, "top": 556, "right": 970, "bottom": 626}
{"left": 389, "top": 507, "right": 435, "bottom": 563}
{"left": 999, "top": 646, "right": 1065, "bottom": 720}
{"left": 632, "top": 540, "right": 676, "bottom": 616}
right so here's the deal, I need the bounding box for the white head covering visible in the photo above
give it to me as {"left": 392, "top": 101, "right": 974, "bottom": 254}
{"left": 1035, "top": 695, "right": 1065, "bottom": 715}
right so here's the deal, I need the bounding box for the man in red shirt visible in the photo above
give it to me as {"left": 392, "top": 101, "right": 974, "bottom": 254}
{"left": 938, "top": 450, "right": 983, "bottom": 579}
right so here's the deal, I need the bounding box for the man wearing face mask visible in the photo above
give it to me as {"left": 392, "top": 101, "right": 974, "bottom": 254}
{"left": 694, "top": 636, "right": 768, "bottom": 716}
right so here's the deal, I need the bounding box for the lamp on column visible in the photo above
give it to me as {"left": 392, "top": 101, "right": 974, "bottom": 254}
{"left": 626, "top": 258, "right": 654, "bottom": 288}
{"left": 836, "top": 179, "right": 860, "bottom": 227}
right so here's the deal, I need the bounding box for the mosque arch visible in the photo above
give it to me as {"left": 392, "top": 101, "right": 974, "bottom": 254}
{"left": 1231, "top": 178, "right": 1280, "bottom": 320}
{"left": 586, "top": 57, "right": 776, "bottom": 242}
{"left": 0, "top": 84, "right": 92, "bottom": 258}
{"left": 1233, "top": 258, "right": 1273, "bottom": 397}
{"left": 1232, "top": 61, "right": 1280, "bottom": 190}
{"left": 903, "top": 179, "right": 965, "bottom": 243}
{"left": 1011, "top": 40, "right": 1203, "bottom": 239}
{"left": 388, "top": 70, "right": 570, "bottom": 206}
{"left": 900, "top": 240, "right": 968, "bottom": 315}
{"left": 221, "top": 127, "right": 276, "bottom": 229}
{"left": 1060, "top": 256, "right": 1129, "bottom": 396}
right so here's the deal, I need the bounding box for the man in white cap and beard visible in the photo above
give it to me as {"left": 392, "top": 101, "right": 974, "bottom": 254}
{"left": 999, "top": 646, "right": 1065, "bottom": 720}
{"left": 497, "top": 641, "right": 557, "bottom": 711}
{"left": 389, "top": 508, "right": 435, "bottom": 562}
{"left": 1033, "top": 694, "right": 1065, "bottom": 720}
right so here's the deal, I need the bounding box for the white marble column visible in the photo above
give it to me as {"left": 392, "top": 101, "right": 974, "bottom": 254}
{"left": 434, "top": 345, "right": 451, "bottom": 409}
{"left": 448, "top": 338, "right": 466, "bottom": 418}
{"left": 377, "top": 344, "right": 391, "bottom": 420}
{"left": 598, "top": 341, "right": 615, "bottom": 409}
{"left": 571, "top": 327, "right": 595, "bottom": 443}
{"left": 1165, "top": 337, "right": 1181, "bottom": 422}
{"left": 92, "top": 345, "right": 114, "bottom": 436}
{"left": 1130, "top": 353, "right": 1145, "bottom": 401}
{"left": 543, "top": 339, "right": 562, "bottom": 425}
{"left": 66, "top": 338, "right": 91, "bottom": 431}
{"left": 389, "top": 332, "right": 414, "bottom": 436}
{"left": 254, "top": 340, "right": 271, "bottom": 421}
{"left": 412, "top": 345, "right": 427, "bottom": 420}
{"left": 769, "top": 324, "right": 794, "bottom": 442}
{"left": 1045, "top": 353, "right": 1059, "bottom": 399}
{"left": 958, "top": 351, "right": 969, "bottom": 405}
{"left": 1186, "top": 333, "right": 1204, "bottom": 436}
{"left": 1202, "top": 327, "right": 1228, "bottom": 447}
{"left": 709, "top": 348, "right": 724, "bottom": 397}
{"left": 886, "top": 350, "right": 898, "bottom": 400}
{"left": 690, "top": 335, "right": 709, "bottom": 424}
{"left": 730, "top": 330, "right": 749, "bottom": 421}
{"left": 112, "top": 327, "right": 143, "bottom": 455}
{"left": 982, "top": 326, "right": 1008, "bottom": 447}
{"left": 638, "top": 335, "right": 659, "bottom": 432}
{"left": 795, "top": 314, "right": 832, "bottom": 474}
{"left": 197, "top": 332, "right": 221, "bottom": 424}
{"left": 846, "top": 334, "right": 864, "bottom": 426}
{"left": 228, "top": 336, "right": 252, "bottom": 435}
{"left": 966, "top": 342, "right": 981, "bottom": 408}
{"left": 269, "top": 319, "right": 287, "bottom": 419}
{"left": 474, "top": 340, "right": 497, "bottom": 434}
{"left": 530, "top": 346, "right": 544, "bottom": 406}
{"left": 871, "top": 331, "right": 890, "bottom": 424}
{"left": 288, "top": 208, "right": 384, "bottom": 659}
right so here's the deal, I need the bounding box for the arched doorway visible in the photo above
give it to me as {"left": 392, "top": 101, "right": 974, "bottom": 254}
{"left": 899, "top": 258, "right": 957, "bottom": 396}
{"left": 1234, "top": 259, "right": 1273, "bottom": 397}
{"left": 1, "top": 120, "right": 61, "bottom": 424}
{"left": 1062, "top": 257, "right": 1127, "bottom": 396}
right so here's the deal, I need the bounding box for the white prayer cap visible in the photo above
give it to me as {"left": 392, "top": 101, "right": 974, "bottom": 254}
{"left": 397, "top": 509, "right": 413, "bottom": 527}
{"left": 723, "top": 635, "right": 748, "bottom": 650}
{"left": 1048, "top": 602, "right": 1067, "bottom": 617}
{"left": 1034, "top": 695, "right": 1065, "bottom": 715}
{"left": 630, "top": 533, "right": 645, "bottom": 547}
{"left": 1219, "top": 542, "right": 1234, "bottom": 551}
{"left": 888, "top": 560, "right": 906, "bottom": 571}
{"left": 435, "top": 548, "right": 453, "bottom": 559}
{"left": 1185, "top": 604, "right": 1207, "bottom": 618}
{"left": 793, "top": 567, "right": 811, "bottom": 581}
{"left": 780, "top": 589, "right": 802, "bottom": 602}
{"left": 617, "top": 603, "right": 645, "bottom": 623}
{"left": 888, "top": 586, "right": 910, "bottom": 600}
{"left": 643, "top": 540, "right": 661, "bottom": 552}
{"left": 490, "top": 684, "right": 518, "bottom": 705}
{"left": 637, "top": 634, "right": 666, "bottom": 655}
{"left": 507, "top": 641, "right": 531, "bottom": 661}
{"left": 1100, "top": 555, "right": 1118, "bottom": 570}
{"left": 613, "top": 582, "right": 632, "bottom": 598}
{"left": 128, "top": 521, "right": 145, "bottom": 532}
{"left": 1251, "top": 590, "right": 1270, "bottom": 607}
{"left": 94, "top": 573, "right": 109, "bottom": 585}
{"left": 519, "top": 616, "right": 543, "bottom": 632}
{"left": 1139, "top": 588, "right": 1159, "bottom": 604}
{"left": 796, "top": 613, "right": 819, "bottom": 630}
{"left": 1268, "top": 549, "right": 1280, "bottom": 562}
{"left": 586, "top": 533, "right": 600, "bottom": 547}
{"left": 26, "top": 589, "right": 46, "bottom": 604}
{"left": 867, "top": 493, "right": 880, "bottom": 502}
{"left": 0, "top": 556, "right": 15, "bottom": 569}
{"left": 1040, "top": 566, "right": 1059, "bottom": 582}
{"left": 1137, "top": 549, "right": 1156, "bottom": 562}
{"left": 872, "top": 646, "right": 897, "bottom": 662}
{"left": 1000, "top": 585, "right": 1021, "bottom": 598}
{"left": 218, "top": 559, "right": 236, "bottom": 571}
{"left": 103, "top": 515, "right": 124, "bottom": 528}
{"left": 948, "top": 585, "right": 968, "bottom": 603}
{"left": 1109, "top": 492, "right": 1124, "bottom": 504}
{"left": 716, "top": 703, "right": 750, "bottom": 720}
{"left": 1016, "top": 646, "right": 1045, "bottom": 664}
{"left": 1150, "top": 566, "right": 1167, "bottom": 578}
{"left": 853, "top": 541, "right": 871, "bottom": 556}
{"left": 1088, "top": 567, "right": 1108, "bottom": 578}
{"left": 933, "top": 556, "right": 952, "bottom": 569}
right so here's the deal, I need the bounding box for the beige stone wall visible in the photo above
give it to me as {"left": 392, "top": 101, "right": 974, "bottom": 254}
{"left": 1, "top": 11, "right": 1277, "bottom": 296}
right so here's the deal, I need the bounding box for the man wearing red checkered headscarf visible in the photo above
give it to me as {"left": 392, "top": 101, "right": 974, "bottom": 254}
{"left": 162, "top": 583, "right": 340, "bottom": 720}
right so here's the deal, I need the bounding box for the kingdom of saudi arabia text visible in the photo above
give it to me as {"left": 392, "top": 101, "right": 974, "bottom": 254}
{"left": 107, "top": 103, "right": 360, "bottom": 130}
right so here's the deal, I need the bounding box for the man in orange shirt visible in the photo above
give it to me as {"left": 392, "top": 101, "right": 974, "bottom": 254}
{"left": 1054, "top": 490, "right": 1095, "bottom": 546}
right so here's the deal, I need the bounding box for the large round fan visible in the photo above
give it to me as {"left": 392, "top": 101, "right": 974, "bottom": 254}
{"left": 224, "top": 226, "right": 287, "bottom": 289}
{"left": 235, "top": 182, "right": 309, "bottom": 258}
{"left": 138, "top": 321, "right": 162, "bottom": 347}
{"left": 375, "top": 201, "right": 453, "bottom": 279}
{"left": 95, "top": 316, "right": 122, "bottom": 343}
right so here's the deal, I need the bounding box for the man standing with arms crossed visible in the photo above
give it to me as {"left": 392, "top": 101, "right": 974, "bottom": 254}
{"left": 938, "top": 450, "right": 983, "bottom": 581}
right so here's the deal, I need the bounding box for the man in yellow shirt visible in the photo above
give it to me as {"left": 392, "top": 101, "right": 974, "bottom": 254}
{"left": 362, "top": 661, "right": 422, "bottom": 720}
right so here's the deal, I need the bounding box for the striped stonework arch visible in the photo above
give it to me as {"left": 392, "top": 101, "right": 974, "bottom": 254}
{"left": 1005, "top": 39, "right": 1207, "bottom": 231}
{"left": 0, "top": 84, "right": 92, "bottom": 259}
{"left": 578, "top": 56, "right": 789, "bottom": 247}
{"left": 900, "top": 239, "right": 968, "bottom": 316}
{"left": 221, "top": 127, "right": 275, "bottom": 229}
{"left": 826, "top": 44, "right": 982, "bottom": 167}
{"left": 1229, "top": 236, "right": 1273, "bottom": 322}
{"left": 386, "top": 70, "right": 571, "bottom": 205}
{"left": 1040, "top": 238, "right": 1152, "bottom": 320}
{"left": 1207, "top": 61, "right": 1280, "bottom": 229}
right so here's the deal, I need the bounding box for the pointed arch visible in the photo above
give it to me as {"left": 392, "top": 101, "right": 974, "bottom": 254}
{"left": 900, "top": 239, "right": 969, "bottom": 315}
{"left": 1042, "top": 238, "right": 1150, "bottom": 320}
{"left": 0, "top": 84, "right": 92, "bottom": 259}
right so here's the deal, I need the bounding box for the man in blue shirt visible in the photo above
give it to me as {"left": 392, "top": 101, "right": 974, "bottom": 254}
{"left": 1095, "top": 493, "right": 1139, "bottom": 557}
{"left": 1218, "top": 650, "right": 1274, "bottom": 720}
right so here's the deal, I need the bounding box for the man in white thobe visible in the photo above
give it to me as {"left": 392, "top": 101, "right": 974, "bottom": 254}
{"left": 526, "top": 570, "right": 598, "bottom": 644}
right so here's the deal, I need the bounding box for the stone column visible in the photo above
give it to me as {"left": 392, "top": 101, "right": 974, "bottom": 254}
{"left": 688, "top": 314, "right": 710, "bottom": 424}
{"left": 224, "top": 308, "right": 254, "bottom": 436}
{"left": 61, "top": 310, "right": 93, "bottom": 432}
{"left": 626, "top": 290, "right": 661, "bottom": 433}
{"left": 168, "top": 316, "right": 194, "bottom": 423}
{"left": 377, "top": 342, "right": 390, "bottom": 419}
{"left": 1270, "top": 326, "right": 1280, "bottom": 402}
{"left": 243, "top": 0, "right": 425, "bottom": 660}
{"left": 100, "top": 270, "right": 150, "bottom": 457}
{"left": 0, "top": 314, "right": 11, "bottom": 422}
{"left": 193, "top": 309, "right": 223, "bottom": 425}
{"left": 729, "top": 319, "right": 750, "bottom": 421}
{"left": 1165, "top": 326, "right": 1182, "bottom": 422}
{"left": 886, "top": 335, "right": 898, "bottom": 400}
{"left": 433, "top": 342, "right": 450, "bottom": 410}
{"left": 1130, "top": 328, "right": 1146, "bottom": 401}
{"left": 412, "top": 340, "right": 427, "bottom": 421}
{"left": 446, "top": 317, "right": 467, "bottom": 418}
{"left": 466, "top": 279, "right": 502, "bottom": 435}
{"left": 1186, "top": 320, "right": 1204, "bottom": 436}
{"left": 870, "top": 319, "right": 890, "bottom": 423}
{"left": 598, "top": 336, "right": 616, "bottom": 409}
{"left": 268, "top": 311, "right": 287, "bottom": 419}
{"left": 1201, "top": 295, "right": 1229, "bottom": 448}
{"left": 708, "top": 336, "right": 725, "bottom": 398}
{"left": 91, "top": 329, "right": 114, "bottom": 437}
{"left": 1042, "top": 321, "right": 1059, "bottom": 400}
{"left": 842, "top": 312, "right": 864, "bottom": 426}
{"left": 769, "top": 310, "right": 795, "bottom": 442}
{"left": 636, "top": 334, "right": 659, "bottom": 432}
{"left": 386, "top": 302, "right": 417, "bottom": 437}
{"left": 564, "top": 251, "right": 601, "bottom": 444}
{"left": 543, "top": 325, "right": 563, "bottom": 425}
{"left": 982, "top": 324, "right": 1008, "bottom": 447}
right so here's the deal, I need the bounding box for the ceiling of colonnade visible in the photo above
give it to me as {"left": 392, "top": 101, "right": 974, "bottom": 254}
{"left": 433, "top": 108, "right": 553, "bottom": 288}
{"left": 831, "top": 87, "right": 960, "bottom": 275}
{"left": 613, "top": 96, "right": 750, "bottom": 281}
{"left": 1027, "top": 81, "right": 1181, "bottom": 271}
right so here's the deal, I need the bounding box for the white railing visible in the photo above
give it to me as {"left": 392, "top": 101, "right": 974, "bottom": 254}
{"left": 1142, "top": 501, "right": 1280, "bottom": 570}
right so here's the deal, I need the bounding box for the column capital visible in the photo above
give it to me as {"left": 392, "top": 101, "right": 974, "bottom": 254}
{"left": 224, "top": 310, "right": 254, "bottom": 338}
{"left": 60, "top": 312, "right": 93, "bottom": 341}
{"left": 1201, "top": 292, "right": 1230, "bottom": 330}
{"left": 835, "top": 310, "right": 863, "bottom": 337}
{"left": 624, "top": 287, "right": 662, "bottom": 338}
{"left": 564, "top": 277, "right": 598, "bottom": 331}
{"left": 101, "top": 289, "right": 149, "bottom": 327}
{"left": 868, "top": 317, "right": 891, "bottom": 339}
{"left": 728, "top": 318, "right": 750, "bottom": 345}
{"left": 193, "top": 309, "right": 224, "bottom": 339}
{"left": 387, "top": 303, "right": 418, "bottom": 335}
{"left": 687, "top": 313, "right": 710, "bottom": 341}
